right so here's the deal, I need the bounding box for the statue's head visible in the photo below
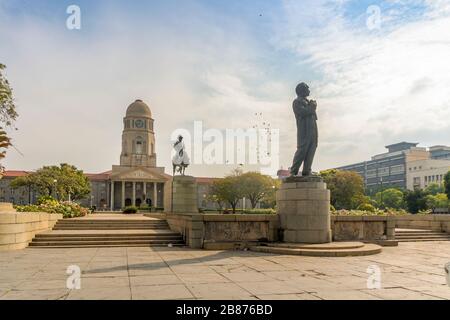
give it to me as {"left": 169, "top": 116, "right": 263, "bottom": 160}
{"left": 296, "top": 82, "right": 310, "bottom": 97}
{"left": 177, "top": 135, "right": 183, "bottom": 142}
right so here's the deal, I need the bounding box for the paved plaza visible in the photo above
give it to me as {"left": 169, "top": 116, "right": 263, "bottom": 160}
{"left": 0, "top": 242, "right": 449, "bottom": 300}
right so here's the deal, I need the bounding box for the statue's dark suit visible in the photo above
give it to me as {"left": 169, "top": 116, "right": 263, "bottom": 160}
{"left": 290, "top": 97, "right": 318, "bottom": 176}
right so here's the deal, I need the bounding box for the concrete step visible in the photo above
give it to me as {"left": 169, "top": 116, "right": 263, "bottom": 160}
{"left": 55, "top": 221, "right": 168, "bottom": 225}
{"left": 57, "top": 219, "right": 164, "bottom": 223}
{"left": 53, "top": 226, "right": 170, "bottom": 230}
{"left": 251, "top": 243, "right": 382, "bottom": 257}
{"left": 395, "top": 230, "right": 450, "bottom": 242}
{"left": 33, "top": 236, "right": 183, "bottom": 242}
{"left": 395, "top": 232, "right": 446, "bottom": 236}
{"left": 397, "top": 239, "right": 450, "bottom": 242}
{"left": 396, "top": 234, "right": 450, "bottom": 239}
{"left": 29, "top": 243, "right": 185, "bottom": 248}
{"left": 29, "top": 217, "right": 185, "bottom": 248}
{"left": 29, "top": 239, "right": 185, "bottom": 246}
{"left": 35, "top": 232, "right": 179, "bottom": 238}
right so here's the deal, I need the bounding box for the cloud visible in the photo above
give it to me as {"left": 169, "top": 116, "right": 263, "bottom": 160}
{"left": 273, "top": 0, "right": 450, "bottom": 169}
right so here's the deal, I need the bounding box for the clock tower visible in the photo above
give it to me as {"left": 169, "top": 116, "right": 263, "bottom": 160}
{"left": 120, "top": 99, "right": 157, "bottom": 167}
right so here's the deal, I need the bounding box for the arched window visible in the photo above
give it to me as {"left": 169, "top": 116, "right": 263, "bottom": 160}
{"left": 135, "top": 136, "right": 143, "bottom": 154}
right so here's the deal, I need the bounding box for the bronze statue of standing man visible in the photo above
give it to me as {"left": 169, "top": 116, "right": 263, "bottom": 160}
{"left": 290, "top": 82, "right": 318, "bottom": 177}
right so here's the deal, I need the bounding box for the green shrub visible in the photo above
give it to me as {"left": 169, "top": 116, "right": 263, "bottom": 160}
{"left": 123, "top": 206, "right": 138, "bottom": 214}
{"left": 36, "top": 195, "right": 57, "bottom": 205}
{"left": 332, "top": 208, "right": 408, "bottom": 216}
{"left": 357, "top": 203, "right": 376, "bottom": 212}
{"left": 241, "top": 208, "right": 276, "bottom": 214}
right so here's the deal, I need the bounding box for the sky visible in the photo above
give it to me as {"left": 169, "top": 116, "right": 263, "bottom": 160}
{"left": 1, "top": 0, "right": 450, "bottom": 177}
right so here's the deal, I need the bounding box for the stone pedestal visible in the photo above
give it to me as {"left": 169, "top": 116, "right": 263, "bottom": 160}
{"left": 172, "top": 176, "right": 198, "bottom": 213}
{"left": 277, "top": 176, "right": 331, "bottom": 244}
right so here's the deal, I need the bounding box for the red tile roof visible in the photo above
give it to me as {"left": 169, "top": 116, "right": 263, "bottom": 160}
{"left": 195, "top": 177, "right": 220, "bottom": 184}
{"left": 85, "top": 171, "right": 112, "bottom": 181}
{"left": 2, "top": 170, "right": 31, "bottom": 178}
{"left": 277, "top": 169, "right": 290, "bottom": 178}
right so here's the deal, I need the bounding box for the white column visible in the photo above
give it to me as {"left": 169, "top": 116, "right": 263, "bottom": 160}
{"left": 153, "top": 182, "right": 158, "bottom": 208}
{"left": 110, "top": 181, "right": 115, "bottom": 211}
{"left": 121, "top": 181, "right": 125, "bottom": 209}
{"left": 143, "top": 182, "right": 147, "bottom": 201}
{"left": 132, "top": 182, "right": 136, "bottom": 206}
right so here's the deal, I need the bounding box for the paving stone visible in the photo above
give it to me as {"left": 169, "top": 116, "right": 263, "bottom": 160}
{"left": 187, "top": 283, "right": 255, "bottom": 299}
{"left": 312, "top": 289, "right": 382, "bottom": 300}
{"left": 238, "top": 280, "right": 304, "bottom": 295}
{"left": 132, "top": 284, "right": 194, "bottom": 300}
{"left": 361, "top": 287, "right": 444, "bottom": 300}
{"left": 67, "top": 287, "right": 131, "bottom": 300}
{"left": 129, "top": 275, "right": 182, "bottom": 286}
{"left": 177, "top": 273, "right": 230, "bottom": 284}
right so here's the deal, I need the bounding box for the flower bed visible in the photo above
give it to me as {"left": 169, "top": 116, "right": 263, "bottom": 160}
{"left": 332, "top": 208, "right": 409, "bottom": 216}
{"left": 14, "top": 199, "right": 89, "bottom": 219}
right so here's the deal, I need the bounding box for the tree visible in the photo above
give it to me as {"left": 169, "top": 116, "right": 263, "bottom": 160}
{"left": 209, "top": 171, "right": 244, "bottom": 214}
{"left": 424, "top": 193, "right": 448, "bottom": 210}
{"left": 205, "top": 193, "right": 225, "bottom": 211}
{"left": 0, "top": 63, "right": 18, "bottom": 174}
{"left": 260, "top": 178, "right": 281, "bottom": 209}
{"left": 240, "top": 172, "right": 274, "bottom": 209}
{"left": 403, "top": 189, "right": 427, "bottom": 214}
{"left": 375, "top": 188, "right": 405, "bottom": 209}
{"left": 424, "top": 183, "right": 444, "bottom": 196}
{"left": 0, "top": 128, "right": 11, "bottom": 173}
{"left": 11, "top": 163, "right": 90, "bottom": 201}
{"left": 320, "top": 169, "right": 365, "bottom": 210}
{"left": 445, "top": 171, "right": 450, "bottom": 199}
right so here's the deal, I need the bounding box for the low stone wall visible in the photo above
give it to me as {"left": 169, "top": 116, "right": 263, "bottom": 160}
{"left": 165, "top": 213, "right": 279, "bottom": 249}
{"left": 0, "top": 212, "right": 63, "bottom": 251}
{"left": 331, "top": 216, "right": 395, "bottom": 242}
{"left": 395, "top": 215, "right": 450, "bottom": 232}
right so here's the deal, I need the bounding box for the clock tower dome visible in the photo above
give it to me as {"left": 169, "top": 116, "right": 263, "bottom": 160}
{"left": 120, "top": 99, "right": 156, "bottom": 167}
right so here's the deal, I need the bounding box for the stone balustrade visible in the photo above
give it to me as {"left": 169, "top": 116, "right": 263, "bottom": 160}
{"left": 162, "top": 213, "right": 279, "bottom": 249}
{"left": 395, "top": 215, "right": 450, "bottom": 232}
{"left": 331, "top": 215, "right": 396, "bottom": 243}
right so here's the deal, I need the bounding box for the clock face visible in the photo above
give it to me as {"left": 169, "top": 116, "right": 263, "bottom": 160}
{"left": 135, "top": 120, "right": 144, "bottom": 128}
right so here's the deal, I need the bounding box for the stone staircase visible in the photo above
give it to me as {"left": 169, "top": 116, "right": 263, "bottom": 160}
{"left": 395, "top": 229, "right": 450, "bottom": 242}
{"left": 29, "top": 216, "right": 185, "bottom": 248}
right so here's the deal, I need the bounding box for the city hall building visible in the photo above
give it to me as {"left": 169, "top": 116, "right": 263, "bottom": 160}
{"left": 83, "top": 99, "right": 173, "bottom": 211}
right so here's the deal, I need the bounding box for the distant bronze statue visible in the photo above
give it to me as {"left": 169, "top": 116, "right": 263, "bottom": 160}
{"left": 172, "top": 135, "right": 190, "bottom": 176}
{"left": 290, "top": 82, "right": 318, "bottom": 177}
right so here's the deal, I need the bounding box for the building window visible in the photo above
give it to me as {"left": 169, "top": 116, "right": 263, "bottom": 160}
{"left": 390, "top": 165, "right": 405, "bottom": 174}
{"left": 378, "top": 167, "right": 389, "bottom": 177}
{"left": 367, "top": 169, "right": 377, "bottom": 178}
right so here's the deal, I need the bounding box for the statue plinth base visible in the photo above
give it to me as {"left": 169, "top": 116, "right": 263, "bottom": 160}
{"left": 172, "top": 176, "right": 198, "bottom": 213}
{"left": 277, "top": 177, "right": 331, "bottom": 244}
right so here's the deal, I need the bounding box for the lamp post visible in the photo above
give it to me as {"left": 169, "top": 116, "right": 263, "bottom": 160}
{"left": 379, "top": 177, "right": 384, "bottom": 208}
